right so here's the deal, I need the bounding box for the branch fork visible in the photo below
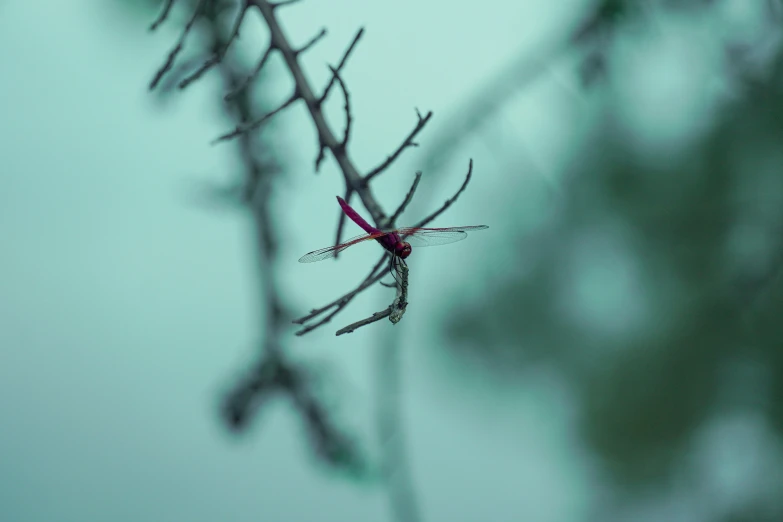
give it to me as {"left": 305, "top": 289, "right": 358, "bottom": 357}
{"left": 148, "top": 0, "right": 476, "bottom": 336}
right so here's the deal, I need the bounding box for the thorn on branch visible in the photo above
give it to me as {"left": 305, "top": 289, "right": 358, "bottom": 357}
{"left": 413, "top": 158, "right": 474, "bottom": 228}
{"left": 328, "top": 65, "right": 352, "bottom": 151}
{"left": 179, "top": 3, "right": 249, "bottom": 89}
{"left": 364, "top": 109, "right": 433, "bottom": 182}
{"left": 295, "top": 28, "right": 327, "bottom": 56}
{"left": 149, "top": 0, "right": 207, "bottom": 90}
{"left": 149, "top": 0, "right": 177, "bottom": 31}
{"left": 224, "top": 45, "right": 275, "bottom": 102}
{"left": 319, "top": 28, "right": 364, "bottom": 105}
{"left": 388, "top": 172, "right": 422, "bottom": 226}
{"left": 212, "top": 90, "right": 300, "bottom": 144}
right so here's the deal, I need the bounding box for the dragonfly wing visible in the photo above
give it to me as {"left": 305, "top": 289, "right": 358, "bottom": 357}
{"left": 397, "top": 226, "right": 488, "bottom": 248}
{"left": 298, "top": 231, "right": 387, "bottom": 263}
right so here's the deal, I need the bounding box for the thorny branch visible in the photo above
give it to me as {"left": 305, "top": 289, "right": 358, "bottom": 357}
{"left": 151, "top": 0, "right": 465, "bottom": 336}
{"left": 148, "top": 2, "right": 480, "bottom": 521}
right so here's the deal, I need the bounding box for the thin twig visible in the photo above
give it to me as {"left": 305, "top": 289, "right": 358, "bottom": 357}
{"left": 412, "top": 159, "right": 473, "bottom": 228}
{"left": 296, "top": 28, "right": 327, "bottom": 55}
{"left": 213, "top": 90, "right": 299, "bottom": 143}
{"left": 149, "top": 0, "right": 177, "bottom": 31}
{"left": 336, "top": 309, "right": 392, "bottom": 335}
{"left": 328, "top": 65, "right": 353, "bottom": 150}
{"left": 388, "top": 172, "right": 422, "bottom": 226}
{"left": 315, "top": 28, "right": 364, "bottom": 171}
{"left": 319, "top": 28, "right": 365, "bottom": 104}
{"left": 365, "top": 109, "right": 433, "bottom": 182}
{"left": 149, "top": 0, "right": 208, "bottom": 90}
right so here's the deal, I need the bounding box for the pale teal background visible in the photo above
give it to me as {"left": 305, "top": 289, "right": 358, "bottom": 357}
{"left": 2, "top": 1, "right": 782, "bottom": 521}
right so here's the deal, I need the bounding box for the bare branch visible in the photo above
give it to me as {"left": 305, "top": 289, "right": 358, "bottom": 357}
{"left": 364, "top": 109, "right": 433, "bottom": 182}
{"left": 328, "top": 65, "right": 353, "bottom": 151}
{"left": 412, "top": 158, "right": 474, "bottom": 228}
{"left": 295, "top": 28, "right": 327, "bottom": 55}
{"left": 336, "top": 309, "right": 392, "bottom": 335}
{"left": 223, "top": 351, "right": 363, "bottom": 469}
{"left": 224, "top": 45, "right": 275, "bottom": 102}
{"left": 314, "top": 29, "right": 364, "bottom": 172}
{"left": 231, "top": 1, "right": 387, "bottom": 224}
{"left": 149, "top": 0, "right": 208, "bottom": 90}
{"left": 319, "top": 28, "right": 364, "bottom": 104}
{"left": 149, "top": 0, "right": 177, "bottom": 31}
{"left": 388, "top": 172, "right": 422, "bottom": 226}
{"left": 212, "top": 90, "right": 299, "bottom": 143}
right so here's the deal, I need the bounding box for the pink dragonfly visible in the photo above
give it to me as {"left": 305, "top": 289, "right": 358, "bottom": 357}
{"left": 299, "top": 196, "right": 488, "bottom": 263}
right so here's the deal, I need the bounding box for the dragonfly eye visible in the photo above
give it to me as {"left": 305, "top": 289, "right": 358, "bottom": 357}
{"left": 398, "top": 242, "right": 412, "bottom": 259}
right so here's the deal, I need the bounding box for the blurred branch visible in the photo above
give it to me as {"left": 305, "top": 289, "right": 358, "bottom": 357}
{"left": 421, "top": 0, "right": 625, "bottom": 174}
{"left": 375, "top": 321, "right": 420, "bottom": 522}
{"left": 148, "top": 0, "right": 365, "bottom": 474}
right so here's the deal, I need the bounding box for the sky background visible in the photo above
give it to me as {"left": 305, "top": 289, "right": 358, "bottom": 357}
{"left": 2, "top": 1, "right": 780, "bottom": 521}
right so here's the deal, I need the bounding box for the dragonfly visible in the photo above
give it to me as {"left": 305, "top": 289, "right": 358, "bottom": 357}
{"left": 299, "top": 196, "right": 488, "bottom": 265}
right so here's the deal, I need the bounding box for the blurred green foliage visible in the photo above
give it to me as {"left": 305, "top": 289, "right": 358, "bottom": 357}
{"left": 443, "top": 1, "right": 783, "bottom": 516}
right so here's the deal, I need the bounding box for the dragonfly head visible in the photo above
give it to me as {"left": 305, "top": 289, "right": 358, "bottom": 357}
{"left": 395, "top": 241, "right": 412, "bottom": 259}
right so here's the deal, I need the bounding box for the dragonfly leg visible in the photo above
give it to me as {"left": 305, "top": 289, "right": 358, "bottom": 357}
{"left": 390, "top": 255, "right": 408, "bottom": 285}
{"left": 389, "top": 254, "right": 405, "bottom": 286}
